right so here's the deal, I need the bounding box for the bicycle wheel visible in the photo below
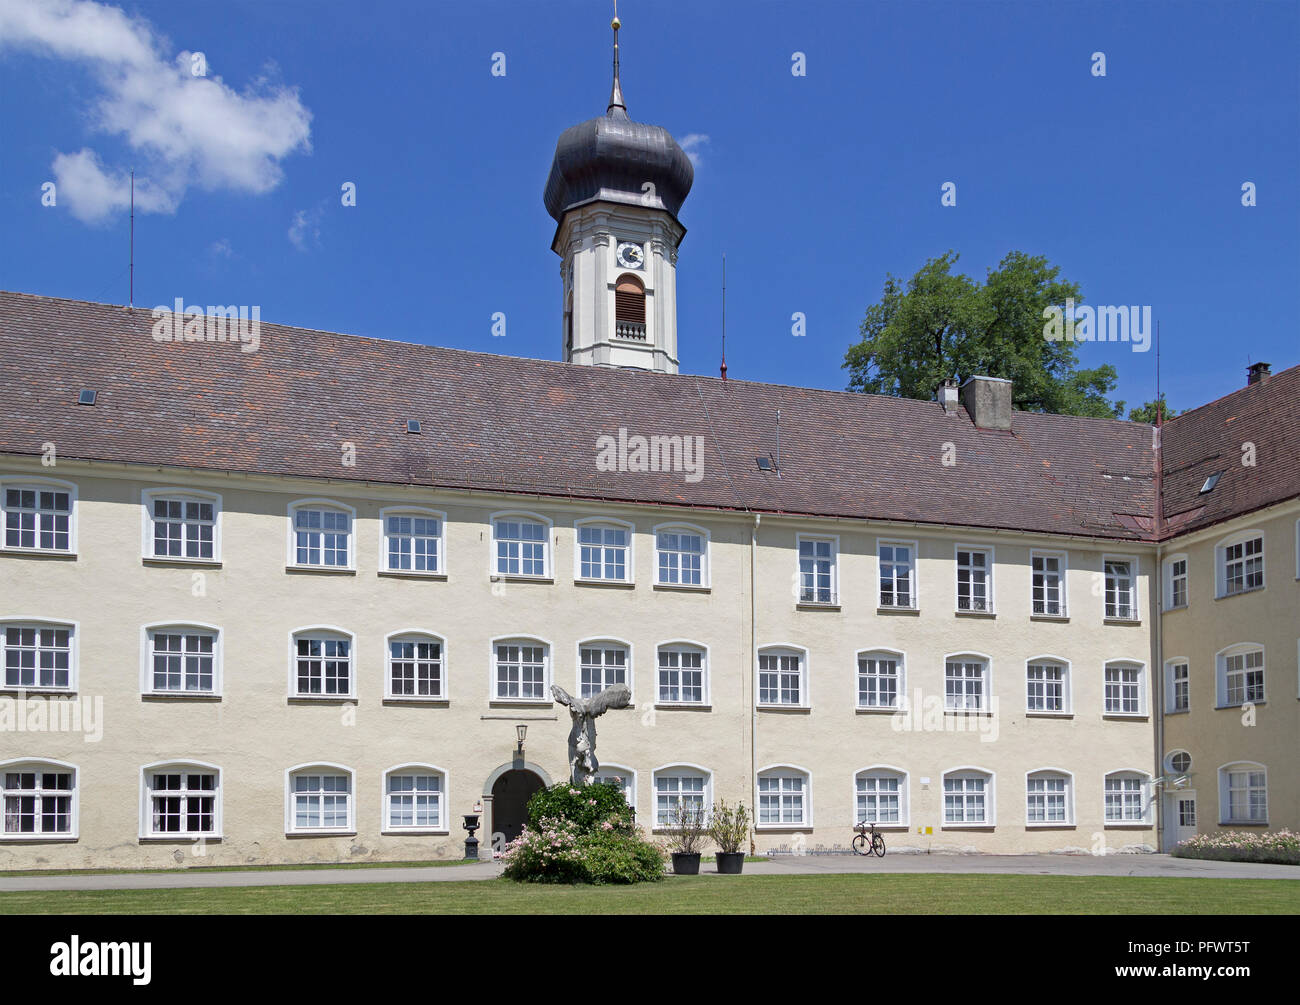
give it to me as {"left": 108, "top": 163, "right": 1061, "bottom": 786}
{"left": 851, "top": 833, "right": 869, "bottom": 855}
{"left": 871, "top": 833, "right": 886, "bottom": 857}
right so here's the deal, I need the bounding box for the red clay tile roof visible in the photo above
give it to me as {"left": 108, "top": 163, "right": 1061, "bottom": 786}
{"left": 0, "top": 291, "right": 1290, "bottom": 542}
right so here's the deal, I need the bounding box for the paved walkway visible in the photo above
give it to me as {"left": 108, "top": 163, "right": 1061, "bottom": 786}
{"left": 0, "top": 853, "right": 1294, "bottom": 891}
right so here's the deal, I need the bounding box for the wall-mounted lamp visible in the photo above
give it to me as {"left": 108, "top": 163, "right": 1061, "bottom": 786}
{"left": 516, "top": 723, "right": 528, "bottom": 756}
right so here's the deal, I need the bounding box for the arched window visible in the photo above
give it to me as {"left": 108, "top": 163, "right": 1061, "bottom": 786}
{"left": 286, "top": 763, "right": 354, "bottom": 833}
{"left": 385, "top": 631, "right": 445, "bottom": 700}
{"left": 855, "top": 766, "right": 908, "bottom": 826}
{"left": 757, "top": 765, "right": 811, "bottom": 827}
{"left": 1, "top": 760, "right": 77, "bottom": 838}
{"left": 383, "top": 764, "right": 447, "bottom": 832}
{"left": 1103, "top": 770, "right": 1152, "bottom": 824}
{"left": 942, "top": 767, "right": 995, "bottom": 826}
{"left": 1219, "top": 762, "right": 1268, "bottom": 825}
{"left": 1025, "top": 769, "right": 1074, "bottom": 826}
{"left": 141, "top": 762, "right": 221, "bottom": 838}
{"left": 614, "top": 274, "right": 646, "bottom": 340}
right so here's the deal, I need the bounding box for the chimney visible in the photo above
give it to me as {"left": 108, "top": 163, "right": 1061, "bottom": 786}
{"left": 1247, "top": 362, "right": 1271, "bottom": 386}
{"left": 938, "top": 378, "right": 960, "bottom": 413}
{"left": 959, "top": 375, "right": 1013, "bottom": 431}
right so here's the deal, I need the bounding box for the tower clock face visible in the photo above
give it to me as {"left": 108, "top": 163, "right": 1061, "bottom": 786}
{"left": 615, "top": 242, "right": 644, "bottom": 270}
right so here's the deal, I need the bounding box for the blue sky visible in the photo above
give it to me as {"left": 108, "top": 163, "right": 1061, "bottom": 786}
{"left": 1, "top": 0, "right": 1296, "bottom": 414}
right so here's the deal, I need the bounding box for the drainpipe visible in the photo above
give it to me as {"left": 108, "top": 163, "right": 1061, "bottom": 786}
{"left": 1153, "top": 420, "right": 1165, "bottom": 851}
{"left": 750, "top": 512, "right": 761, "bottom": 850}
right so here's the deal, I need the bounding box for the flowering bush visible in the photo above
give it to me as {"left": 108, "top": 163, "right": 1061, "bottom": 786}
{"left": 502, "top": 781, "right": 665, "bottom": 884}
{"left": 1172, "top": 829, "right": 1300, "bottom": 866}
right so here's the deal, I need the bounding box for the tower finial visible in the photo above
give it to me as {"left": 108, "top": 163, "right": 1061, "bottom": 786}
{"left": 607, "top": 1, "right": 626, "bottom": 116}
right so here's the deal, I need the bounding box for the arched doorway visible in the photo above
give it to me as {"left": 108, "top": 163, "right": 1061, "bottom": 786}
{"left": 485, "top": 762, "right": 549, "bottom": 847}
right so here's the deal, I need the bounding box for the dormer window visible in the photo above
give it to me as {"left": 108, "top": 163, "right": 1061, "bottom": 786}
{"left": 614, "top": 274, "right": 646, "bottom": 340}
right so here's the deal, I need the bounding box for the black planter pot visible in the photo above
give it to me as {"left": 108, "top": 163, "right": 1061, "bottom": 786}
{"left": 715, "top": 851, "right": 745, "bottom": 874}
{"left": 672, "top": 852, "right": 701, "bottom": 875}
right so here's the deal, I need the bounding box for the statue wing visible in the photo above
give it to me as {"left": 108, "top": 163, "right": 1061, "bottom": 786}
{"left": 551, "top": 683, "right": 579, "bottom": 709}
{"left": 586, "top": 683, "right": 632, "bottom": 716}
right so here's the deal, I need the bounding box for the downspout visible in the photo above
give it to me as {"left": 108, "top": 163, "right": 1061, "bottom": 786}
{"left": 750, "top": 512, "right": 761, "bottom": 851}
{"left": 1153, "top": 417, "right": 1165, "bottom": 851}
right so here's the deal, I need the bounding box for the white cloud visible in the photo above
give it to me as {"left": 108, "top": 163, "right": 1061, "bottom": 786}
{"left": 288, "top": 207, "right": 321, "bottom": 251}
{"left": 0, "top": 0, "right": 312, "bottom": 224}
{"left": 678, "top": 133, "right": 710, "bottom": 168}
{"left": 209, "top": 238, "right": 234, "bottom": 259}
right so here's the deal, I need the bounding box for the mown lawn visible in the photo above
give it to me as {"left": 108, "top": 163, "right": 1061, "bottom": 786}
{"left": 1, "top": 873, "right": 1296, "bottom": 914}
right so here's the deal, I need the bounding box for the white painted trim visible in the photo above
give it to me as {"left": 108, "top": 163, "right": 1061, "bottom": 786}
{"left": 0, "top": 757, "right": 79, "bottom": 840}
{"left": 140, "top": 487, "right": 223, "bottom": 563}
{"left": 573, "top": 516, "right": 635, "bottom": 584}
{"left": 590, "top": 763, "right": 637, "bottom": 816}
{"left": 1213, "top": 527, "right": 1267, "bottom": 598}
{"left": 381, "top": 762, "right": 450, "bottom": 834}
{"left": 755, "top": 762, "right": 814, "bottom": 828}
{"left": 940, "top": 765, "right": 997, "bottom": 827}
{"left": 138, "top": 759, "right": 223, "bottom": 840}
{"left": 1102, "top": 657, "right": 1149, "bottom": 717}
{"left": 287, "top": 625, "right": 357, "bottom": 700}
{"left": 1161, "top": 551, "right": 1189, "bottom": 610}
{"left": 0, "top": 475, "right": 78, "bottom": 556}
{"left": 1102, "top": 768, "right": 1155, "bottom": 825}
{"left": 488, "top": 634, "right": 553, "bottom": 703}
{"left": 1101, "top": 552, "right": 1141, "bottom": 621}
{"left": 286, "top": 498, "right": 357, "bottom": 571}
{"left": 653, "top": 639, "right": 711, "bottom": 706}
{"left": 378, "top": 506, "right": 446, "bottom": 576}
{"left": 382, "top": 628, "right": 448, "bottom": 701}
{"left": 1216, "top": 761, "right": 1269, "bottom": 827}
{"left": 574, "top": 636, "right": 634, "bottom": 703}
{"left": 852, "top": 764, "right": 910, "bottom": 828}
{"left": 876, "top": 537, "right": 920, "bottom": 609}
{"left": 1163, "top": 656, "right": 1191, "bottom": 714}
{"left": 953, "top": 541, "right": 996, "bottom": 614}
{"left": 795, "top": 532, "right": 840, "bottom": 605}
{"left": 650, "top": 763, "right": 713, "bottom": 828}
{"left": 489, "top": 510, "right": 554, "bottom": 580}
{"left": 854, "top": 647, "right": 907, "bottom": 711}
{"left": 1213, "top": 641, "right": 1267, "bottom": 708}
{"left": 1024, "top": 653, "right": 1072, "bottom": 715}
{"left": 941, "top": 650, "right": 994, "bottom": 713}
{"left": 285, "top": 762, "right": 355, "bottom": 835}
{"left": 1023, "top": 767, "right": 1076, "bottom": 827}
{"left": 650, "top": 521, "right": 711, "bottom": 588}
{"left": 139, "top": 621, "right": 223, "bottom": 697}
{"left": 756, "top": 642, "right": 811, "bottom": 708}
{"left": 0, "top": 616, "right": 79, "bottom": 693}
{"left": 1029, "top": 547, "right": 1070, "bottom": 617}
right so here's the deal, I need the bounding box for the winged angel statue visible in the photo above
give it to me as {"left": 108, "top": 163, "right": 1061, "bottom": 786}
{"left": 550, "top": 682, "right": 632, "bottom": 785}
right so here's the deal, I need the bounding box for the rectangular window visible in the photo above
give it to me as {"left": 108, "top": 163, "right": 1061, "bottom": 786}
{"left": 1104, "top": 665, "right": 1142, "bottom": 715}
{"left": 655, "top": 775, "right": 704, "bottom": 827}
{"left": 495, "top": 519, "right": 547, "bottom": 577}
{"left": 758, "top": 652, "right": 803, "bottom": 706}
{"left": 656, "top": 530, "right": 704, "bottom": 585}
{"left": 878, "top": 542, "right": 915, "bottom": 608}
{"left": 3, "top": 626, "right": 72, "bottom": 690}
{"left": 1227, "top": 771, "right": 1267, "bottom": 823}
{"left": 151, "top": 498, "right": 215, "bottom": 560}
{"left": 386, "top": 774, "right": 442, "bottom": 829}
{"left": 1178, "top": 798, "right": 1196, "bottom": 827}
{"left": 295, "top": 508, "right": 350, "bottom": 567}
{"left": 295, "top": 637, "right": 351, "bottom": 696}
{"left": 944, "top": 659, "right": 986, "bottom": 711}
{"left": 293, "top": 775, "right": 350, "bottom": 830}
{"left": 857, "top": 654, "right": 900, "bottom": 709}
{"left": 1169, "top": 662, "right": 1189, "bottom": 712}
{"left": 1104, "top": 559, "right": 1136, "bottom": 620}
{"left": 578, "top": 525, "right": 628, "bottom": 581}
{"left": 1223, "top": 537, "right": 1264, "bottom": 596}
{"left": 495, "top": 643, "right": 546, "bottom": 700}
{"left": 956, "top": 549, "right": 991, "bottom": 612}
{"left": 3, "top": 487, "right": 71, "bottom": 551}
{"left": 1105, "top": 777, "right": 1145, "bottom": 822}
{"left": 149, "top": 772, "right": 216, "bottom": 835}
{"left": 1168, "top": 558, "right": 1187, "bottom": 609}
{"left": 758, "top": 775, "right": 805, "bottom": 825}
{"left": 798, "top": 537, "right": 835, "bottom": 604}
{"left": 856, "top": 776, "right": 900, "bottom": 824}
{"left": 580, "top": 646, "right": 627, "bottom": 698}
{"left": 1026, "top": 662, "right": 1066, "bottom": 713}
{"left": 943, "top": 776, "right": 987, "bottom": 824}
{"left": 388, "top": 639, "right": 442, "bottom": 698}
{"left": 151, "top": 631, "right": 215, "bottom": 693}
{"left": 1031, "top": 552, "right": 1065, "bottom": 616}
{"left": 2, "top": 771, "right": 73, "bottom": 835}
{"left": 1224, "top": 650, "right": 1264, "bottom": 705}
{"left": 1026, "top": 776, "right": 1068, "bottom": 823}
{"left": 657, "top": 649, "right": 704, "bottom": 703}
{"left": 385, "top": 514, "right": 441, "bottom": 573}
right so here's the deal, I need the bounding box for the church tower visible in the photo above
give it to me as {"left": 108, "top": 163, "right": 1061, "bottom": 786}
{"left": 543, "top": 13, "right": 694, "bottom": 373}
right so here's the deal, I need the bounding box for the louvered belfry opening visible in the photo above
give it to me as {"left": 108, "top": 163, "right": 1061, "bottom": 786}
{"left": 614, "top": 274, "right": 646, "bottom": 340}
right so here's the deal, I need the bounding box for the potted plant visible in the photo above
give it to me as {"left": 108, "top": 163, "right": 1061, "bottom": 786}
{"left": 667, "top": 801, "right": 707, "bottom": 874}
{"left": 709, "top": 799, "right": 750, "bottom": 874}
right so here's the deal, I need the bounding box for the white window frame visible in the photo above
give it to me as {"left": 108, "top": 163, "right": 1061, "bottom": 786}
{"left": 490, "top": 635, "right": 552, "bottom": 703}
{"left": 651, "top": 764, "right": 711, "bottom": 829}
{"left": 1215, "top": 530, "right": 1265, "bottom": 599}
{"left": 139, "top": 760, "right": 222, "bottom": 839}
{"left": 140, "top": 622, "right": 222, "bottom": 697}
{"left": 1103, "top": 659, "right": 1147, "bottom": 717}
{"left": 384, "top": 629, "right": 447, "bottom": 701}
{"left": 0, "top": 758, "right": 78, "bottom": 840}
{"left": 756, "top": 764, "right": 812, "bottom": 828}
{"left": 1164, "top": 657, "right": 1190, "bottom": 713}
{"left": 591, "top": 764, "right": 637, "bottom": 813}
{"left": 655, "top": 641, "right": 710, "bottom": 706}
{"left": 1102, "top": 554, "right": 1139, "bottom": 621}
{"left": 490, "top": 511, "right": 553, "bottom": 580}
{"left": 1024, "top": 655, "right": 1071, "bottom": 715}
{"left": 288, "top": 626, "right": 356, "bottom": 699}
{"left": 379, "top": 506, "right": 446, "bottom": 576}
{"left": 943, "top": 652, "right": 992, "bottom": 713}
{"left": 0, "top": 476, "right": 77, "bottom": 555}
{"left": 853, "top": 765, "right": 909, "bottom": 828}
{"left": 1215, "top": 643, "right": 1265, "bottom": 708}
{"left": 856, "top": 648, "right": 906, "bottom": 711}
{"left": 141, "top": 488, "right": 222, "bottom": 564}
{"left": 286, "top": 499, "right": 356, "bottom": 571}
{"left": 876, "top": 538, "right": 918, "bottom": 610}
{"left": 941, "top": 767, "right": 995, "bottom": 827}
{"left": 285, "top": 763, "right": 355, "bottom": 835}
{"left": 652, "top": 522, "right": 710, "bottom": 588}
{"left": 574, "top": 517, "right": 634, "bottom": 584}
{"left": 1218, "top": 762, "right": 1268, "bottom": 826}
{"left": 796, "top": 533, "right": 839, "bottom": 605}
{"left": 575, "top": 638, "right": 632, "bottom": 701}
{"left": 1024, "top": 768, "right": 1075, "bottom": 827}
{"left": 1030, "top": 549, "right": 1068, "bottom": 617}
{"left": 954, "top": 544, "right": 995, "bottom": 614}
{"left": 757, "top": 644, "right": 809, "bottom": 708}
{"left": 381, "top": 763, "right": 449, "bottom": 834}
{"left": 1162, "top": 553, "right": 1189, "bottom": 611}
{"left": 1103, "top": 770, "right": 1153, "bottom": 824}
{"left": 1, "top": 618, "right": 78, "bottom": 693}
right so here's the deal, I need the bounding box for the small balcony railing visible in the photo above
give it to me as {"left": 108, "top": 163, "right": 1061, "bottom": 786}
{"left": 615, "top": 320, "right": 646, "bottom": 340}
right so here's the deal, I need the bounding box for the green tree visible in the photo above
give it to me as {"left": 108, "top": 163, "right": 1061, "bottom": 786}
{"left": 843, "top": 251, "right": 1122, "bottom": 418}
{"left": 1126, "top": 397, "right": 1180, "bottom": 424}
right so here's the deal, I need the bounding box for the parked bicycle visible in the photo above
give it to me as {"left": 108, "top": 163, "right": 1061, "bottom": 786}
{"left": 851, "top": 820, "right": 886, "bottom": 857}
